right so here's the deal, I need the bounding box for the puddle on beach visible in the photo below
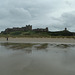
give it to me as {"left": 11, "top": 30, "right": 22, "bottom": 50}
{"left": 0, "top": 43, "right": 75, "bottom": 75}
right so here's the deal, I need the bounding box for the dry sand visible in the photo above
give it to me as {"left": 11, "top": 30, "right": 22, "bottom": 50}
{"left": 0, "top": 37, "right": 75, "bottom": 44}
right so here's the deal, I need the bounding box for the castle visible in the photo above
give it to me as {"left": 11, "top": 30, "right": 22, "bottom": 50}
{"left": 1, "top": 25, "right": 75, "bottom": 36}
{"left": 1, "top": 25, "right": 48, "bottom": 34}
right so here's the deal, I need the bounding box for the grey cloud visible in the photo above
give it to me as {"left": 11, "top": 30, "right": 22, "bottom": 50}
{"left": 65, "top": 1, "right": 71, "bottom": 6}
{"left": 0, "top": 0, "right": 75, "bottom": 32}
{"left": 9, "top": 8, "right": 31, "bottom": 21}
{"left": 0, "top": 8, "right": 9, "bottom": 19}
{"left": 49, "top": 11, "right": 75, "bottom": 31}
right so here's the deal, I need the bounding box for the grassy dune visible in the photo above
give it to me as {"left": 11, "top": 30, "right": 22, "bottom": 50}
{"left": 0, "top": 30, "right": 75, "bottom": 38}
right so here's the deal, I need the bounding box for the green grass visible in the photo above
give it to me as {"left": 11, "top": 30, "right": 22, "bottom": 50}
{"left": 0, "top": 30, "right": 75, "bottom": 38}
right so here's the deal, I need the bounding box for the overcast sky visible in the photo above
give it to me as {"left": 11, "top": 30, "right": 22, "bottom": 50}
{"left": 0, "top": 0, "right": 75, "bottom": 32}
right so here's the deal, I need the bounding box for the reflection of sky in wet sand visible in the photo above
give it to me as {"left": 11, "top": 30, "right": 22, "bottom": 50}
{"left": 0, "top": 43, "right": 75, "bottom": 75}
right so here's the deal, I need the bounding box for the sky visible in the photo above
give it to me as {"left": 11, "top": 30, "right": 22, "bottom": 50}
{"left": 0, "top": 0, "right": 75, "bottom": 32}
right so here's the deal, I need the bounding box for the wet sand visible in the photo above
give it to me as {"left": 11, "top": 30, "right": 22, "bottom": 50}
{"left": 0, "top": 37, "right": 75, "bottom": 44}
{"left": 0, "top": 43, "right": 75, "bottom": 75}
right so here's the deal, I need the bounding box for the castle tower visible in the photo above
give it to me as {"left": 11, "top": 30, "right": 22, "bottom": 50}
{"left": 46, "top": 27, "right": 48, "bottom": 32}
{"left": 26, "top": 25, "right": 32, "bottom": 31}
{"left": 65, "top": 28, "right": 67, "bottom": 31}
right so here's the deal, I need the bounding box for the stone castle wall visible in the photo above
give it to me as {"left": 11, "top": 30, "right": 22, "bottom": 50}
{"left": 2, "top": 25, "right": 48, "bottom": 34}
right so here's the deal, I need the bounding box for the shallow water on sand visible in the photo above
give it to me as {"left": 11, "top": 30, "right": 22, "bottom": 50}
{"left": 0, "top": 43, "right": 75, "bottom": 75}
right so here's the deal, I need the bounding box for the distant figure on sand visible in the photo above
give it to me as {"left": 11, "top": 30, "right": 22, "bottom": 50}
{"left": 7, "top": 37, "right": 8, "bottom": 41}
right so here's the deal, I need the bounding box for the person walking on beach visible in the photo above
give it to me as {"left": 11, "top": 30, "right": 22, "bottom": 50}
{"left": 7, "top": 37, "right": 8, "bottom": 41}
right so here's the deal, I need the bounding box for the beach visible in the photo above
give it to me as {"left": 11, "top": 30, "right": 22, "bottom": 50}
{"left": 0, "top": 40, "right": 75, "bottom": 75}
{"left": 0, "top": 37, "right": 75, "bottom": 44}
{"left": 0, "top": 38, "right": 75, "bottom": 75}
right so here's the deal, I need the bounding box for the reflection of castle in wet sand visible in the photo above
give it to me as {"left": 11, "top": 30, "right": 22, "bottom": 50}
{"left": 0, "top": 43, "right": 49, "bottom": 53}
{"left": 1, "top": 43, "right": 75, "bottom": 53}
